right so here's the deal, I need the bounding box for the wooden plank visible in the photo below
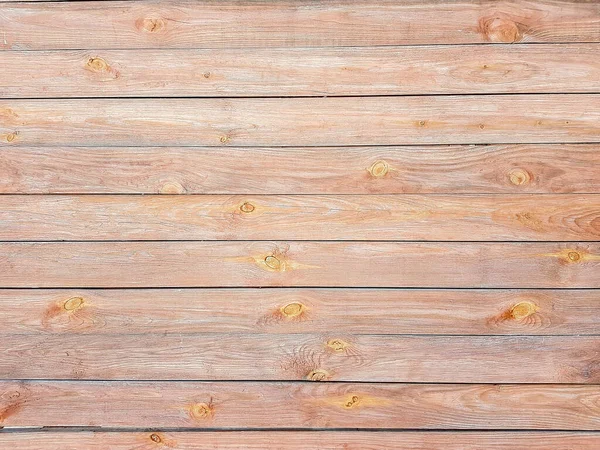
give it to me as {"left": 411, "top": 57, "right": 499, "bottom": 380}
{"left": 2, "top": 1, "right": 599, "bottom": 50}
{"left": 2, "top": 194, "right": 599, "bottom": 241}
{"left": 1, "top": 144, "right": 599, "bottom": 194}
{"left": 1, "top": 432, "right": 600, "bottom": 449}
{"left": 2, "top": 44, "right": 600, "bottom": 98}
{"left": 0, "top": 382, "right": 599, "bottom": 429}
{"left": 1, "top": 96, "right": 599, "bottom": 147}
{"left": 0, "top": 334, "right": 597, "bottom": 382}
{"left": 0, "top": 242, "right": 598, "bottom": 288}
{"left": 2, "top": 288, "right": 598, "bottom": 336}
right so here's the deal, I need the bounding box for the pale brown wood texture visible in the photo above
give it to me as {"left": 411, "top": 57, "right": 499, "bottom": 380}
{"left": 1, "top": 144, "right": 599, "bottom": 194}
{"left": 2, "top": 432, "right": 600, "bottom": 450}
{"left": 2, "top": 194, "right": 599, "bottom": 241}
{"left": 0, "top": 242, "right": 598, "bottom": 288}
{"left": 2, "top": 95, "right": 599, "bottom": 147}
{"left": 1, "top": 382, "right": 599, "bottom": 429}
{"left": 2, "top": 1, "right": 599, "bottom": 50}
{"left": 2, "top": 0, "right": 599, "bottom": 440}
{"left": 1, "top": 334, "right": 598, "bottom": 382}
{"left": 2, "top": 44, "right": 600, "bottom": 98}
{"left": 1, "top": 289, "right": 597, "bottom": 336}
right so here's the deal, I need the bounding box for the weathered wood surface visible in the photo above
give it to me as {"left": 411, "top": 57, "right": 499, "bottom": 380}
{"left": 2, "top": 431, "right": 600, "bottom": 450}
{"left": 3, "top": 44, "right": 600, "bottom": 98}
{"left": 0, "top": 242, "right": 597, "bottom": 288}
{"left": 1, "top": 382, "right": 599, "bottom": 429}
{"left": 2, "top": 194, "right": 599, "bottom": 241}
{"left": 2, "top": 1, "right": 599, "bottom": 50}
{"left": 2, "top": 96, "right": 599, "bottom": 147}
{"left": 2, "top": 0, "right": 599, "bottom": 439}
{"left": 2, "top": 145, "right": 599, "bottom": 194}
{"left": 1, "top": 334, "right": 597, "bottom": 382}
{"left": 2, "top": 289, "right": 597, "bottom": 336}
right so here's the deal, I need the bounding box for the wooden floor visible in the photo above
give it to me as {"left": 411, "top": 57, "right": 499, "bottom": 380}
{"left": 1, "top": 0, "right": 600, "bottom": 448}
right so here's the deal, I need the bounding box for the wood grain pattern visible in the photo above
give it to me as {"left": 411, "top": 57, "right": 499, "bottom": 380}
{"left": 2, "top": 96, "right": 599, "bottom": 147}
{"left": 2, "top": 0, "right": 599, "bottom": 438}
{"left": 2, "top": 1, "right": 599, "bottom": 50}
{"left": 2, "top": 144, "right": 599, "bottom": 194}
{"left": 2, "top": 288, "right": 598, "bottom": 336}
{"left": 1, "top": 334, "right": 598, "bottom": 382}
{"left": 1, "top": 382, "right": 599, "bottom": 429}
{"left": 2, "top": 194, "right": 599, "bottom": 241}
{"left": 2, "top": 431, "right": 599, "bottom": 449}
{"left": 3, "top": 44, "right": 600, "bottom": 98}
{"left": 0, "top": 242, "right": 598, "bottom": 288}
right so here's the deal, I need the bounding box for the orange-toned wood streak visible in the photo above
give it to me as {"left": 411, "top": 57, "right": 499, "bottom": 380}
{"left": 1, "top": 0, "right": 599, "bottom": 50}
{"left": 1, "top": 44, "right": 599, "bottom": 98}
{"left": 1, "top": 289, "right": 597, "bottom": 335}
{"left": 1, "top": 96, "right": 599, "bottom": 147}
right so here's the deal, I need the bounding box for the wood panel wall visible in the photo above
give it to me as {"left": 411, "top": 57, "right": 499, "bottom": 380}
{"left": 0, "top": 0, "right": 599, "bottom": 448}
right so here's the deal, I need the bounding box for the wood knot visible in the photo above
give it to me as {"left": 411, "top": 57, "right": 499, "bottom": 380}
{"left": 479, "top": 16, "right": 522, "bottom": 43}
{"left": 219, "top": 135, "right": 230, "bottom": 144}
{"left": 63, "top": 296, "right": 84, "bottom": 312}
{"left": 510, "top": 301, "right": 539, "bottom": 320}
{"left": 86, "top": 57, "right": 109, "bottom": 72}
{"left": 507, "top": 168, "right": 531, "bottom": 186}
{"left": 189, "top": 402, "right": 214, "bottom": 420}
{"left": 368, "top": 160, "right": 389, "bottom": 178}
{"left": 567, "top": 251, "right": 581, "bottom": 263}
{"left": 281, "top": 302, "right": 304, "bottom": 318}
{"left": 307, "top": 369, "right": 330, "bottom": 381}
{"left": 158, "top": 181, "right": 185, "bottom": 194}
{"left": 264, "top": 255, "right": 282, "bottom": 271}
{"left": 344, "top": 395, "right": 360, "bottom": 408}
{"left": 85, "top": 56, "right": 119, "bottom": 79}
{"left": 203, "top": 72, "right": 211, "bottom": 79}
{"left": 327, "top": 339, "right": 348, "bottom": 352}
{"left": 240, "top": 202, "right": 255, "bottom": 213}
{"left": 138, "top": 17, "right": 166, "bottom": 33}
{"left": 5, "top": 131, "right": 19, "bottom": 143}
{"left": 478, "top": 123, "right": 485, "bottom": 129}
{"left": 149, "top": 433, "right": 161, "bottom": 443}
{"left": 418, "top": 120, "right": 427, "bottom": 127}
